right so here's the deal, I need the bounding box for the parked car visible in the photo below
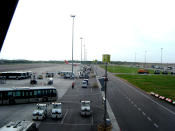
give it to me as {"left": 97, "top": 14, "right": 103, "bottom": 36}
{"left": 37, "top": 74, "right": 43, "bottom": 79}
{"left": 171, "top": 70, "right": 175, "bottom": 75}
{"left": 48, "top": 78, "right": 53, "bottom": 85}
{"left": 154, "top": 70, "right": 161, "bottom": 74}
{"left": 162, "top": 70, "right": 168, "bottom": 74}
{"left": 138, "top": 69, "right": 149, "bottom": 74}
{"left": 30, "top": 75, "right": 37, "bottom": 84}
{"left": 46, "top": 72, "right": 54, "bottom": 78}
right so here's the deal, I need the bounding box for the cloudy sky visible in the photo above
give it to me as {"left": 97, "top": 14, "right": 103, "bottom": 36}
{"left": 1, "top": 0, "right": 175, "bottom": 63}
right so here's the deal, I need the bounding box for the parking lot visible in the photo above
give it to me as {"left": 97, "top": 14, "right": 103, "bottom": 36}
{"left": 0, "top": 64, "right": 104, "bottom": 131}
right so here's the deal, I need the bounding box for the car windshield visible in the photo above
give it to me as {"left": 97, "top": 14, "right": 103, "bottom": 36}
{"left": 83, "top": 81, "right": 87, "bottom": 84}
{"left": 53, "top": 104, "right": 61, "bottom": 109}
{"left": 37, "top": 106, "right": 45, "bottom": 110}
{"left": 82, "top": 102, "right": 90, "bottom": 107}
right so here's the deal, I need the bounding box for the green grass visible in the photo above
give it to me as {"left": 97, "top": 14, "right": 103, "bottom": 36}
{"left": 116, "top": 74, "right": 175, "bottom": 100}
{"left": 100, "top": 65, "right": 154, "bottom": 74}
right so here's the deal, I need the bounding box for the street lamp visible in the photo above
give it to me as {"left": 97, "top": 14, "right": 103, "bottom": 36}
{"left": 84, "top": 44, "right": 85, "bottom": 61}
{"left": 70, "top": 15, "right": 75, "bottom": 78}
{"left": 80, "top": 37, "right": 83, "bottom": 64}
{"left": 145, "top": 50, "right": 147, "bottom": 68}
{"left": 161, "top": 48, "right": 163, "bottom": 69}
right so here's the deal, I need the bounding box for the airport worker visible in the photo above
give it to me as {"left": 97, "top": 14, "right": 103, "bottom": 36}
{"left": 72, "top": 82, "right": 74, "bottom": 89}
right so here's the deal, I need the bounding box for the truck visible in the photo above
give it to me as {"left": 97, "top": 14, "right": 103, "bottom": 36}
{"left": 0, "top": 120, "right": 38, "bottom": 131}
{"left": 80, "top": 100, "right": 91, "bottom": 116}
{"left": 51, "top": 102, "right": 63, "bottom": 119}
{"left": 32, "top": 103, "right": 47, "bottom": 120}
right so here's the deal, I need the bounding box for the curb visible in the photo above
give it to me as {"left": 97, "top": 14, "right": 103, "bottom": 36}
{"left": 150, "top": 92, "right": 174, "bottom": 105}
{"left": 95, "top": 75, "right": 120, "bottom": 131}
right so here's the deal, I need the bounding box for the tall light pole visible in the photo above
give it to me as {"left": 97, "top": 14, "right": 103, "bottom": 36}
{"left": 71, "top": 15, "right": 75, "bottom": 77}
{"left": 161, "top": 48, "right": 163, "bottom": 69}
{"left": 84, "top": 44, "right": 85, "bottom": 61}
{"left": 80, "top": 37, "right": 83, "bottom": 64}
{"left": 145, "top": 50, "right": 147, "bottom": 68}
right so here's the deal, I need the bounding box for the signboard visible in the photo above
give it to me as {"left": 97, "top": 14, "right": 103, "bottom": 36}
{"left": 102, "top": 54, "right": 110, "bottom": 63}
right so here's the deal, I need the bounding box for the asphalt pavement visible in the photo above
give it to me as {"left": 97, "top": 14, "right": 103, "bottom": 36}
{"left": 94, "top": 65, "right": 175, "bottom": 131}
{"left": 39, "top": 76, "right": 104, "bottom": 131}
{"left": 0, "top": 64, "right": 106, "bottom": 131}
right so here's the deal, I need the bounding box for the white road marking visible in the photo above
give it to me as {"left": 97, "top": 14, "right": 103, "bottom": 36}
{"left": 91, "top": 114, "right": 94, "bottom": 126}
{"left": 154, "top": 123, "right": 159, "bottom": 128}
{"left": 61, "top": 110, "right": 68, "bottom": 124}
{"left": 63, "top": 123, "right": 92, "bottom": 126}
{"left": 142, "top": 112, "right": 146, "bottom": 116}
{"left": 138, "top": 108, "right": 141, "bottom": 111}
{"left": 134, "top": 104, "right": 137, "bottom": 107}
{"left": 117, "top": 78, "right": 175, "bottom": 115}
{"left": 96, "top": 77, "right": 120, "bottom": 131}
{"left": 35, "top": 122, "right": 41, "bottom": 128}
{"left": 147, "top": 117, "right": 152, "bottom": 121}
{"left": 44, "top": 122, "right": 91, "bottom": 126}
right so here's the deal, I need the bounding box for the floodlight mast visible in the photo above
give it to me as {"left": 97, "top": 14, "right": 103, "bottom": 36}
{"left": 70, "top": 15, "right": 75, "bottom": 78}
{"left": 80, "top": 37, "right": 83, "bottom": 64}
{"left": 161, "top": 48, "right": 163, "bottom": 69}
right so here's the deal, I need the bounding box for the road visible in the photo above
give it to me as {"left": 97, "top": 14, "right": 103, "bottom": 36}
{"left": 94, "top": 65, "right": 175, "bottom": 131}
{"left": 39, "top": 76, "right": 104, "bottom": 131}
{"left": 0, "top": 64, "right": 77, "bottom": 128}
{"left": 0, "top": 64, "right": 105, "bottom": 131}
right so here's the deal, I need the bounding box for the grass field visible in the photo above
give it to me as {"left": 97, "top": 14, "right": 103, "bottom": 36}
{"left": 100, "top": 65, "right": 154, "bottom": 74}
{"left": 116, "top": 74, "right": 175, "bottom": 100}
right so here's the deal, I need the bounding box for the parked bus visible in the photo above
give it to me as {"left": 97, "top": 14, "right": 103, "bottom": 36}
{"left": 0, "top": 71, "right": 28, "bottom": 79}
{"left": 0, "top": 86, "right": 57, "bottom": 105}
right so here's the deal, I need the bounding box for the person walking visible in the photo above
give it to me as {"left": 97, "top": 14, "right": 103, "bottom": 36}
{"left": 72, "top": 81, "right": 75, "bottom": 89}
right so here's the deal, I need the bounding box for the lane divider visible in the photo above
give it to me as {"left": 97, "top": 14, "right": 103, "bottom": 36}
{"left": 150, "top": 92, "right": 174, "bottom": 105}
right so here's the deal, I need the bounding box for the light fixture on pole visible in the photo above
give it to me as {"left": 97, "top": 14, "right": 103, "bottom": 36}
{"left": 70, "top": 15, "right": 75, "bottom": 78}
{"left": 161, "top": 48, "right": 163, "bottom": 69}
{"left": 80, "top": 37, "right": 83, "bottom": 64}
{"left": 145, "top": 50, "right": 147, "bottom": 68}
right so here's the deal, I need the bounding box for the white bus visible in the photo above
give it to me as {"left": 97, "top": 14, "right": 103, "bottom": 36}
{"left": 0, "top": 86, "right": 57, "bottom": 105}
{"left": 0, "top": 71, "right": 28, "bottom": 79}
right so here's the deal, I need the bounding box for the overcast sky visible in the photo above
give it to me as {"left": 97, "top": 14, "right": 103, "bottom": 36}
{"left": 1, "top": 0, "right": 175, "bottom": 63}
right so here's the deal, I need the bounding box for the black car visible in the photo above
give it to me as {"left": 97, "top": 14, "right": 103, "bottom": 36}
{"left": 46, "top": 72, "right": 54, "bottom": 77}
{"left": 30, "top": 79, "right": 37, "bottom": 84}
{"left": 162, "top": 70, "right": 168, "bottom": 74}
{"left": 154, "top": 70, "right": 160, "bottom": 74}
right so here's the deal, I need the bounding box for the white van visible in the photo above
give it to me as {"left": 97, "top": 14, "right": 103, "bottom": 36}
{"left": 82, "top": 80, "right": 88, "bottom": 88}
{"left": 32, "top": 104, "right": 47, "bottom": 120}
{"left": 51, "top": 102, "right": 62, "bottom": 119}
